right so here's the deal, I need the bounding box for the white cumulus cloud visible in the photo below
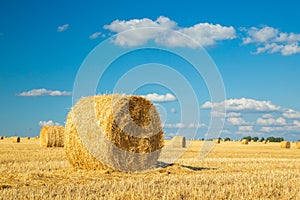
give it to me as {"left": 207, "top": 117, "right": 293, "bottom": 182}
{"left": 104, "top": 16, "right": 236, "bottom": 48}
{"left": 57, "top": 24, "right": 69, "bottom": 32}
{"left": 256, "top": 117, "right": 286, "bottom": 126}
{"left": 242, "top": 26, "right": 300, "bottom": 55}
{"left": 202, "top": 98, "right": 281, "bottom": 113}
{"left": 18, "top": 88, "right": 72, "bottom": 97}
{"left": 38, "top": 120, "right": 61, "bottom": 126}
{"left": 282, "top": 109, "right": 300, "bottom": 119}
{"left": 238, "top": 126, "right": 253, "bottom": 132}
{"left": 141, "top": 93, "right": 176, "bottom": 102}
{"left": 227, "top": 117, "right": 246, "bottom": 125}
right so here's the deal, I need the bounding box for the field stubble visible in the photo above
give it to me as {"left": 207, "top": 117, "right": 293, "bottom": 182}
{"left": 0, "top": 139, "right": 299, "bottom": 199}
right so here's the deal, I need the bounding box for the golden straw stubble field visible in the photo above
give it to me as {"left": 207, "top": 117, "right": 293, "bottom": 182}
{"left": 0, "top": 138, "right": 300, "bottom": 200}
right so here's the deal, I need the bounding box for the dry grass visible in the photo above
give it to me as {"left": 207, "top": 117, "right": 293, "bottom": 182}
{"left": 65, "top": 95, "right": 164, "bottom": 171}
{"left": 0, "top": 139, "right": 299, "bottom": 199}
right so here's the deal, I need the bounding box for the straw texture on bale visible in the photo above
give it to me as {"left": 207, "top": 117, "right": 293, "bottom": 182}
{"left": 12, "top": 136, "right": 20, "bottom": 143}
{"left": 40, "top": 126, "right": 64, "bottom": 147}
{"left": 296, "top": 142, "right": 300, "bottom": 149}
{"left": 280, "top": 141, "right": 291, "bottom": 149}
{"left": 65, "top": 94, "right": 164, "bottom": 172}
{"left": 241, "top": 139, "right": 248, "bottom": 144}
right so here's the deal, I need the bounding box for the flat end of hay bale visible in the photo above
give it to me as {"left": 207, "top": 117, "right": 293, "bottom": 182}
{"left": 172, "top": 136, "right": 186, "bottom": 148}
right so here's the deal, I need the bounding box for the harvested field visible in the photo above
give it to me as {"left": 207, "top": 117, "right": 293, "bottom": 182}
{"left": 0, "top": 139, "right": 299, "bottom": 199}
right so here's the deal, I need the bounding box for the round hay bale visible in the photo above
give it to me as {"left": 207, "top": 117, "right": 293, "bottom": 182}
{"left": 65, "top": 94, "right": 164, "bottom": 172}
{"left": 0, "top": 136, "right": 3, "bottom": 140}
{"left": 263, "top": 141, "right": 267, "bottom": 144}
{"left": 40, "top": 126, "right": 64, "bottom": 147}
{"left": 12, "top": 136, "right": 20, "bottom": 143}
{"left": 280, "top": 141, "right": 291, "bottom": 149}
{"left": 27, "top": 137, "right": 30, "bottom": 140}
{"left": 214, "top": 138, "right": 221, "bottom": 144}
{"left": 172, "top": 136, "right": 186, "bottom": 148}
{"left": 241, "top": 139, "right": 248, "bottom": 145}
{"left": 35, "top": 136, "right": 39, "bottom": 140}
{"left": 296, "top": 142, "right": 300, "bottom": 149}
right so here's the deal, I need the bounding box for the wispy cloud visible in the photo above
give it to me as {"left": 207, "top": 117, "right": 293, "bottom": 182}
{"left": 141, "top": 93, "right": 176, "bottom": 102}
{"left": 38, "top": 120, "right": 61, "bottom": 126}
{"left": 89, "top": 31, "right": 105, "bottom": 39}
{"left": 57, "top": 24, "right": 69, "bottom": 32}
{"left": 164, "top": 123, "right": 206, "bottom": 128}
{"left": 104, "top": 16, "right": 236, "bottom": 48}
{"left": 18, "top": 88, "right": 71, "bottom": 97}
{"left": 241, "top": 26, "right": 300, "bottom": 55}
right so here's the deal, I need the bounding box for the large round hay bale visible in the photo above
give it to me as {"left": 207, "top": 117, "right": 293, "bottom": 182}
{"left": 241, "top": 139, "right": 248, "bottom": 144}
{"left": 172, "top": 136, "right": 186, "bottom": 148}
{"left": 12, "top": 136, "right": 20, "bottom": 143}
{"left": 280, "top": 141, "right": 291, "bottom": 149}
{"left": 40, "top": 126, "right": 64, "bottom": 147}
{"left": 296, "top": 142, "right": 300, "bottom": 149}
{"left": 65, "top": 94, "right": 164, "bottom": 172}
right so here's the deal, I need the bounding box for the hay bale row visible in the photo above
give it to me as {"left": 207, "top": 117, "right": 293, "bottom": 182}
{"left": 172, "top": 136, "right": 186, "bottom": 148}
{"left": 241, "top": 139, "right": 248, "bottom": 145}
{"left": 12, "top": 136, "right": 20, "bottom": 143}
{"left": 65, "top": 94, "right": 164, "bottom": 172}
{"left": 40, "top": 126, "right": 65, "bottom": 147}
{"left": 280, "top": 141, "right": 291, "bottom": 149}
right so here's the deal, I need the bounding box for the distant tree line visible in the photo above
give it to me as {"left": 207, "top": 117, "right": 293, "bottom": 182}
{"left": 242, "top": 136, "right": 284, "bottom": 142}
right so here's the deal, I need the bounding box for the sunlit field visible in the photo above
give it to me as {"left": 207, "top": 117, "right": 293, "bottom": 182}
{"left": 0, "top": 138, "right": 299, "bottom": 200}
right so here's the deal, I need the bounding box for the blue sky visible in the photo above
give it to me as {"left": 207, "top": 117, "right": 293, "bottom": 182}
{"left": 1, "top": 0, "right": 300, "bottom": 141}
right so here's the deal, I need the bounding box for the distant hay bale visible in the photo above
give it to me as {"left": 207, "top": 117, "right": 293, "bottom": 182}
{"left": 12, "top": 136, "right": 20, "bottom": 143}
{"left": 27, "top": 137, "right": 30, "bottom": 140}
{"left": 296, "top": 142, "right": 300, "bottom": 149}
{"left": 40, "top": 126, "right": 64, "bottom": 147}
{"left": 65, "top": 94, "right": 164, "bottom": 172}
{"left": 0, "top": 136, "right": 3, "bottom": 140}
{"left": 35, "top": 136, "right": 39, "bottom": 140}
{"left": 172, "top": 136, "right": 186, "bottom": 148}
{"left": 263, "top": 141, "right": 267, "bottom": 144}
{"left": 214, "top": 138, "right": 221, "bottom": 144}
{"left": 280, "top": 141, "right": 291, "bottom": 149}
{"left": 241, "top": 139, "right": 248, "bottom": 145}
